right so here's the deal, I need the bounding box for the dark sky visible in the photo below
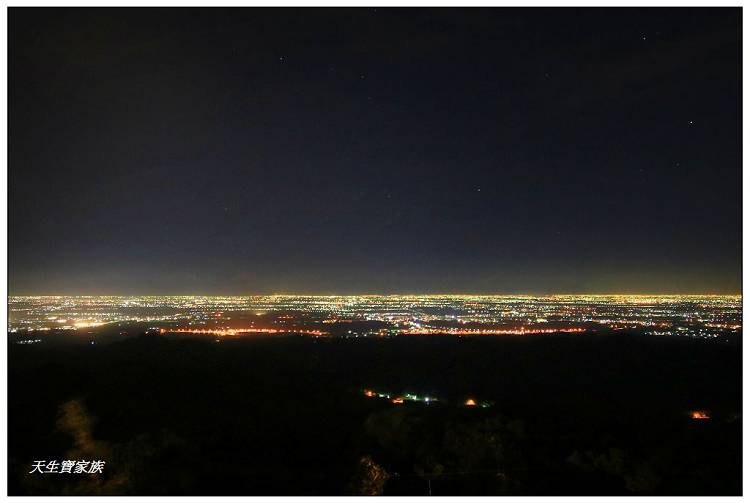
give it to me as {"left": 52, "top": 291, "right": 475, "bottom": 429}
{"left": 9, "top": 7, "right": 741, "bottom": 295}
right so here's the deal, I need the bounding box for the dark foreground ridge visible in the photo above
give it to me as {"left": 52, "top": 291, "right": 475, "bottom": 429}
{"left": 8, "top": 328, "right": 740, "bottom": 495}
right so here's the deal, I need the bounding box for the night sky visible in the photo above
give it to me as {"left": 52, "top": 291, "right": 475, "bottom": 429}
{"left": 9, "top": 8, "right": 741, "bottom": 295}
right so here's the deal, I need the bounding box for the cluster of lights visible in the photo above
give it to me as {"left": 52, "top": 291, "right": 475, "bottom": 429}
{"left": 8, "top": 295, "right": 741, "bottom": 340}
{"left": 162, "top": 327, "right": 327, "bottom": 337}
{"left": 402, "top": 327, "right": 586, "bottom": 336}
{"left": 363, "top": 389, "right": 490, "bottom": 408}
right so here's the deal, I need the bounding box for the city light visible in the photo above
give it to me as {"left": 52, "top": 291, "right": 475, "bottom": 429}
{"left": 691, "top": 410, "right": 710, "bottom": 420}
{"left": 7, "top": 295, "right": 741, "bottom": 341}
